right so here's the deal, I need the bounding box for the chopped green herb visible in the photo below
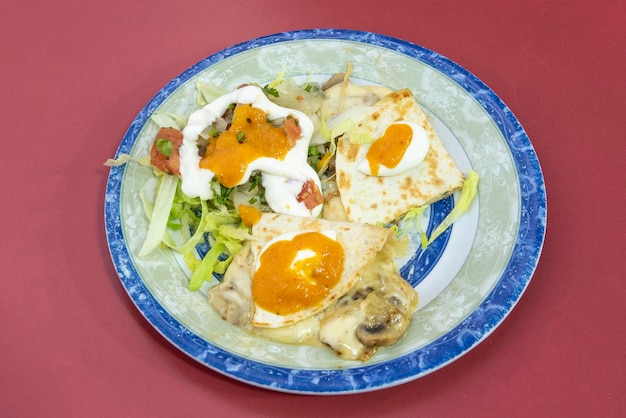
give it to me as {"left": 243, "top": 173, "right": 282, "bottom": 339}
{"left": 214, "top": 184, "right": 233, "bottom": 207}
{"left": 248, "top": 197, "right": 257, "bottom": 204}
{"left": 248, "top": 175, "right": 259, "bottom": 192}
{"left": 156, "top": 138, "right": 173, "bottom": 157}
{"left": 262, "top": 85, "right": 279, "bottom": 98}
{"left": 236, "top": 131, "right": 245, "bottom": 143}
{"left": 208, "top": 125, "right": 221, "bottom": 138}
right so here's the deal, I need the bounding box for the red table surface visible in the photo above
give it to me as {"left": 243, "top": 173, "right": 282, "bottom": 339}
{"left": 2, "top": 0, "right": 624, "bottom": 416}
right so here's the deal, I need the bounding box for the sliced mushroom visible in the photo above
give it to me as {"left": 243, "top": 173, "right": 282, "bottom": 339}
{"left": 355, "top": 290, "right": 412, "bottom": 347}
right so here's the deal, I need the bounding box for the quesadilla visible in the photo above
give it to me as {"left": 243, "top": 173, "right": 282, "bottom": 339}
{"left": 331, "top": 88, "right": 465, "bottom": 225}
{"left": 207, "top": 212, "right": 418, "bottom": 361}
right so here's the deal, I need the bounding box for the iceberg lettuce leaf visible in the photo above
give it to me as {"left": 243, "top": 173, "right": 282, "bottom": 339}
{"left": 138, "top": 173, "right": 179, "bottom": 256}
{"left": 189, "top": 242, "right": 226, "bottom": 291}
{"left": 425, "top": 170, "right": 479, "bottom": 247}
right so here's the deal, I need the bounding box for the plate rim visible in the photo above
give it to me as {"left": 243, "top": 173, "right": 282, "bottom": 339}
{"left": 104, "top": 28, "right": 547, "bottom": 394}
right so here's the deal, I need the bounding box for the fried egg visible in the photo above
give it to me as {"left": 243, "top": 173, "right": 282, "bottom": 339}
{"left": 250, "top": 230, "right": 348, "bottom": 328}
{"left": 178, "top": 85, "right": 323, "bottom": 217}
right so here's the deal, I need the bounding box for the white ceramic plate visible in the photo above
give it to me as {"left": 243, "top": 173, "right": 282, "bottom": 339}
{"left": 105, "top": 29, "right": 546, "bottom": 394}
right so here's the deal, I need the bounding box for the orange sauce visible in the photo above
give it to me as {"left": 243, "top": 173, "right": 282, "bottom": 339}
{"left": 239, "top": 205, "right": 262, "bottom": 227}
{"left": 366, "top": 123, "right": 412, "bottom": 176}
{"left": 199, "top": 104, "right": 296, "bottom": 187}
{"left": 252, "top": 232, "right": 345, "bottom": 315}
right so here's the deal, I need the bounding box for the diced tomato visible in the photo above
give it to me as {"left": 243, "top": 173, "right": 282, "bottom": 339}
{"left": 150, "top": 127, "right": 183, "bottom": 175}
{"left": 283, "top": 116, "right": 302, "bottom": 145}
{"left": 296, "top": 179, "right": 324, "bottom": 211}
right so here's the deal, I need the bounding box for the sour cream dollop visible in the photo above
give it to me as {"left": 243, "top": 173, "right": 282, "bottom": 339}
{"left": 357, "top": 121, "right": 430, "bottom": 177}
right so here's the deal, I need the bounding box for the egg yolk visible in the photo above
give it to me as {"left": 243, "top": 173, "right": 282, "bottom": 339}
{"left": 199, "top": 104, "right": 300, "bottom": 187}
{"left": 252, "top": 232, "right": 345, "bottom": 316}
{"left": 366, "top": 123, "right": 412, "bottom": 176}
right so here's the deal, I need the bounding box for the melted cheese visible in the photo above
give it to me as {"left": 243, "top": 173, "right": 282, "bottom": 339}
{"left": 318, "top": 307, "right": 369, "bottom": 359}
{"left": 209, "top": 232, "right": 417, "bottom": 361}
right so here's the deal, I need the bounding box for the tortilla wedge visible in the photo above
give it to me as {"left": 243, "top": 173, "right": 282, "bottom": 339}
{"left": 248, "top": 213, "right": 394, "bottom": 327}
{"left": 335, "top": 88, "right": 465, "bottom": 225}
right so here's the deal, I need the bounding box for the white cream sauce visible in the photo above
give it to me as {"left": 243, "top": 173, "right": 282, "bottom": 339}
{"left": 178, "top": 85, "right": 322, "bottom": 217}
{"left": 356, "top": 121, "right": 430, "bottom": 177}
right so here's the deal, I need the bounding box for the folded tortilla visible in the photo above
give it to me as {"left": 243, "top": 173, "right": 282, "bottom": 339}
{"left": 249, "top": 213, "right": 392, "bottom": 260}
{"left": 249, "top": 213, "right": 393, "bottom": 327}
{"left": 207, "top": 212, "right": 417, "bottom": 360}
{"left": 334, "top": 88, "right": 465, "bottom": 225}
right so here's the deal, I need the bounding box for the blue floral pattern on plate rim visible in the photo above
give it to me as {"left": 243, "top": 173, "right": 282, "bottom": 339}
{"left": 104, "top": 29, "right": 547, "bottom": 394}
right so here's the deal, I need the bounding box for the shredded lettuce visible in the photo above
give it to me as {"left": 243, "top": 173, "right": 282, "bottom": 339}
{"left": 189, "top": 242, "right": 226, "bottom": 291}
{"left": 196, "top": 82, "right": 227, "bottom": 107}
{"left": 400, "top": 170, "right": 479, "bottom": 249}
{"left": 138, "top": 173, "right": 179, "bottom": 256}
{"left": 137, "top": 176, "right": 251, "bottom": 290}
{"left": 402, "top": 205, "right": 429, "bottom": 249}
{"left": 319, "top": 111, "right": 332, "bottom": 141}
{"left": 267, "top": 76, "right": 326, "bottom": 115}
{"left": 318, "top": 109, "right": 373, "bottom": 145}
{"left": 330, "top": 118, "right": 373, "bottom": 145}
{"left": 346, "top": 124, "right": 374, "bottom": 145}
{"left": 103, "top": 154, "right": 151, "bottom": 167}
{"left": 149, "top": 112, "right": 187, "bottom": 130}
{"left": 426, "top": 170, "right": 479, "bottom": 246}
{"left": 185, "top": 219, "right": 252, "bottom": 290}
{"left": 267, "top": 66, "right": 286, "bottom": 89}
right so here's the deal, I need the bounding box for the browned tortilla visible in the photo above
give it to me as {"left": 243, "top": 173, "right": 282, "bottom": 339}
{"left": 335, "top": 88, "right": 465, "bottom": 225}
